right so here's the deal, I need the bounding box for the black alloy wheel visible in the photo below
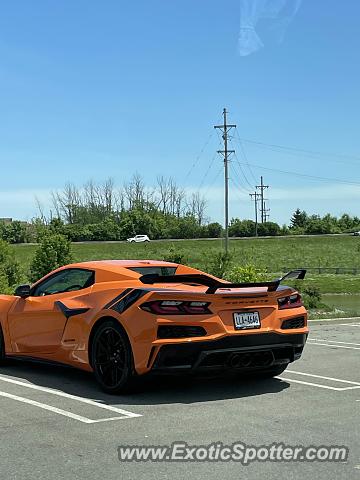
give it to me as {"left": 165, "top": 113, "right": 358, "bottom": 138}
{"left": 91, "top": 321, "right": 134, "bottom": 394}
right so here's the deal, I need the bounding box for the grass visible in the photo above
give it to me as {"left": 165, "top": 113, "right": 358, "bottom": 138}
{"left": 10, "top": 235, "right": 360, "bottom": 295}
{"left": 286, "top": 275, "right": 360, "bottom": 294}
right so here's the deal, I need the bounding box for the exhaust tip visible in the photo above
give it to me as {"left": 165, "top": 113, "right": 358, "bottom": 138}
{"left": 228, "top": 353, "right": 252, "bottom": 368}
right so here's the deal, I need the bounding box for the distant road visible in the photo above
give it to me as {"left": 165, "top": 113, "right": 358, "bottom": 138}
{"left": 14, "top": 233, "right": 354, "bottom": 246}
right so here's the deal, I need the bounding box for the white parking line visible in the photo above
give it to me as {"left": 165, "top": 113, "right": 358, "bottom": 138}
{"left": 308, "top": 339, "right": 360, "bottom": 346}
{"left": 278, "top": 378, "right": 360, "bottom": 391}
{"left": 286, "top": 370, "right": 360, "bottom": 385}
{"left": 338, "top": 323, "right": 360, "bottom": 327}
{"left": 306, "top": 342, "right": 360, "bottom": 351}
{"left": 0, "top": 391, "right": 101, "bottom": 424}
{"left": 0, "top": 375, "right": 142, "bottom": 423}
{"left": 279, "top": 371, "right": 360, "bottom": 391}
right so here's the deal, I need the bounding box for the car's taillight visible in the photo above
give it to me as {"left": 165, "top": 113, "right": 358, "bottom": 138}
{"left": 140, "top": 300, "right": 211, "bottom": 315}
{"left": 278, "top": 293, "right": 303, "bottom": 310}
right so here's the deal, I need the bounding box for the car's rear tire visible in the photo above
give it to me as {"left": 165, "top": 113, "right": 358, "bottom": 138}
{"left": 254, "top": 363, "right": 289, "bottom": 378}
{"left": 91, "top": 320, "right": 136, "bottom": 394}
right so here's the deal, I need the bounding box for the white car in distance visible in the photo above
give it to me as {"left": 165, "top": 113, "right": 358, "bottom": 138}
{"left": 127, "top": 234, "right": 151, "bottom": 243}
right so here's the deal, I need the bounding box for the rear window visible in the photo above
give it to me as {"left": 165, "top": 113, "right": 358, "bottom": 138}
{"left": 128, "top": 267, "right": 177, "bottom": 276}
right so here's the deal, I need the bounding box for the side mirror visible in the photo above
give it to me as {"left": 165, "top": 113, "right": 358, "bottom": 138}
{"left": 15, "top": 284, "right": 31, "bottom": 298}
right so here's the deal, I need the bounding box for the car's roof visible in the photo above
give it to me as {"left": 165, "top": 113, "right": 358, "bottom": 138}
{"left": 31, "top": 260, "right": 290, "bottom": 295}
{"left": 36, "top": 260, "right": 181, "bottom": 285}
{"left": 67, "top": 259, "right": 177, "bottom": 270}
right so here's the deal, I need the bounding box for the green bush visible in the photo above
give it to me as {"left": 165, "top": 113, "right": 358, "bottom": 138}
{"left": 200, "top": 222, "right": 223, "bottom": 238}
{"left": 30, "top": 218, "right": 48, "bottom": 242}
{"left": 302, "top": 285, "right": 322, "bottom": 309}
{"left": 257, "top": 222, "right": 281, "bottom": 237}
{"left": 0, "top": 221, "right": 28, "bottom": 244}
{"left": 88, "top": 220, "right": 121, "bottom": 241}
{"left": 30, "top": 234, "right": 73, "bottom": 282}
{"left": 205, "top": 251, "right": 232, "bottom": 279}
{"left": 162, "top": 246, "right": 188, "bottom": 265}
{"left": 0, "top": 270, "right": 11, "bottom": 294}
{"left": 0, "top": 239, "right": 22, "bottom": 293}
{"left": 229, "top": 219, "right": 256, "bottom": 237}
{"left": 165, "top": 216, "right": 202, "bottom": 239}
{"left": 224, "top": 264, "right": 268, "bottom": 283}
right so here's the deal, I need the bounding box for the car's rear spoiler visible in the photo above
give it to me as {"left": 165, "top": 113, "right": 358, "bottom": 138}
{"left": 139, "top": 269, "right": 306, "bottom": 294}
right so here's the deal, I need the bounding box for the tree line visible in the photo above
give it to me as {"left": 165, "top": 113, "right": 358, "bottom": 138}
{"left": 1, "top": 176, "right": 222, "bottom": 243}
{"left": 228, "top": 210, "right": 360, "bottom": 237}
{"left": 0, "top": 176, "right": 359, "bottom": 243}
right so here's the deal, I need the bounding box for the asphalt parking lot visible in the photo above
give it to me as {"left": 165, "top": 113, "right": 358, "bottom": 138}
{"left": 0, "top": 320, "right": 359, "bottom": 480}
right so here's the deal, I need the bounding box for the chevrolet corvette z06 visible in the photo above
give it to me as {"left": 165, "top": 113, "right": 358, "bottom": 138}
{"left": 0, "top": 260, "right": 308, "bottom": 393}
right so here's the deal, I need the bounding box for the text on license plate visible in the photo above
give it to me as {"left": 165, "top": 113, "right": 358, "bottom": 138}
{"left": 233, "top": 311, "right": 261, "bottom": 330}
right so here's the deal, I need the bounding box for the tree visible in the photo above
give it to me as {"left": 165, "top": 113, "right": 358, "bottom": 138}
{"left": 257, "top": 222, "right": 281, "bottom": 236}
{"left": 187, "top": 192, "right": 207, "bottom": 226}
{"left": 229, "top": 219, "right": 256, "bottom": 237}
{"left": 0, "top": 239, "right": 22, "bottom": 293}
{"left": 124, "top": 174, "right": 146, "bottom": 211}
{"left": 290, "top": 209, "right": 308, "bottom": 229}
{"left": 30, "top": 234, "right": 73, "bottom": 282}
{"left": 51, "top": 183, "right": 81, "bottom": 224}
{"left": 155, "top": 175, "right": 172, "bottom": 214}
{"left": 0, "top": 221, "right": 28, "bottom": 244}
{"left": 303, "top": 214, "right": 339, "bottom": 235}
{"left": 201, "top": 222, "right": 223, "bottom": 238}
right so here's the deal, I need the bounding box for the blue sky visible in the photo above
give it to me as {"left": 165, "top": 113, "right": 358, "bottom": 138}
{"left": 1, "top": 0, "right": 360, "bottom": 224}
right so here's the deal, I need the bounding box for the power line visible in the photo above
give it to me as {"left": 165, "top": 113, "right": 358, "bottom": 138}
{"left": 238, "top": 162, "right": 360, "bottom": 187}
{"left": 233, "top": 153, "right": 255, "bottom": 190}
{"left": 229, "top": 163, "right": 251, "bottom": 193}
{"left": 198, "top": 152, "right": 217, "bottom": 189}
{"left": 203, "top": 166, "right": 223, "bottom": 197}
{"left": 183, "top": 131, "right": 214, "bottom": 184}
{"left": 230, "top": 161, "right": 253, "bottom": 193}
{"left": 221, "top": 127, "right": 254, "bottom": 191}
{"left": 240, "top": 137, "right": 360, "bottom": 166}
{"left": 246, "top": 142, "right": 360, "bottom": 168}
{"left": 234, "top": 128, "right": 258, "bottom": 183}
{"left": 229, "top": 177, "right": 245, "bottom": 204}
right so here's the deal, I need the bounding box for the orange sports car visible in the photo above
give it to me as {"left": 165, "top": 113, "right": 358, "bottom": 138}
{"left": 0, "top": 260, "right": 308, "bottom": 393}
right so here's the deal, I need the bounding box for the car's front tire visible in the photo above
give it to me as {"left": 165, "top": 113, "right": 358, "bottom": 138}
{"left": 91, "top": 320, "right": 136, "bottom": 394}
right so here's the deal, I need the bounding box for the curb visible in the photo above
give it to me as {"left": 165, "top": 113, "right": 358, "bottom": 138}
{"left": 308, "top": 317, "right": 360, "bottom": 325}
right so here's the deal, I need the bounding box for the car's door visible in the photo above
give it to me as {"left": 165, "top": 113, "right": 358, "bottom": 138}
{"left": 7, "top": 268, "right": 94, "bottom": 354}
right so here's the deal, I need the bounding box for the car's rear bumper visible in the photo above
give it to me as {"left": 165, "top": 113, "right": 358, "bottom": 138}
{"left": 151, "top": 332, "right": 307, "bottom": 373}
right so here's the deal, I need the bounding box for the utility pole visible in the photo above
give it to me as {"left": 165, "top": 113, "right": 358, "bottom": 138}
{"left": 249, "top": 192, "right": 261, "bottom": 236}
{"left": 256, "top": 176, "right": 269, "bottom": 223}
{"left": 215, "top": 108, "right": 236, "bottom": 254}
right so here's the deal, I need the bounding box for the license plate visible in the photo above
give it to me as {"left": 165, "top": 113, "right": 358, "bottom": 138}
{"left": 233, "top": 311, "right": 261, "bottom": 330}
